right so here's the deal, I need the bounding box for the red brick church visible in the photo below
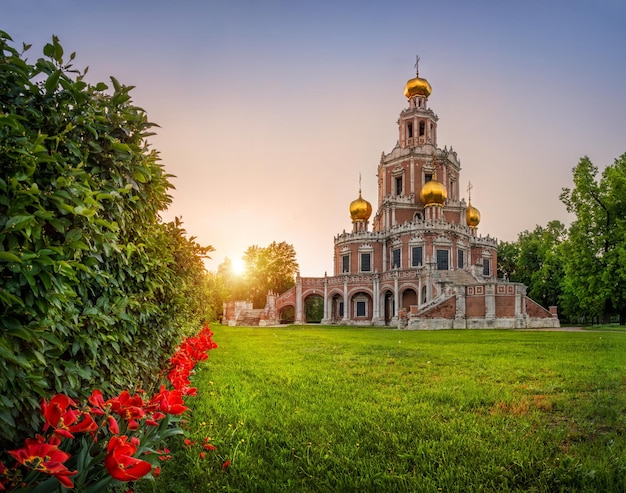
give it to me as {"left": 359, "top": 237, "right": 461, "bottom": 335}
{"left": 224, "top": 60, "right": 559, "bottom": 329}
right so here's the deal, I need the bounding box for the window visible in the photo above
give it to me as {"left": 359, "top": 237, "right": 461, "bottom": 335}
{"left": 457, "top": 250, "right": 464, "bottom": 269}
{"left": 339, "top": 302, "right": 344, "bottom": 317}
{"left": 483, "top": 258, "right": 491, "bottom": 276}
{"left": 342, "top": 254, "right": 349, "bottom": 273}
{"left": 419, "top": 120, "right": 425, "bottom": 136}
{"left": 412, "top": 246, "right": 423, "bottom": 267}
{"left": 395, "top": 176, "right": 403, "bottom": 196}
{"left": 424, "top": 173, "right": 432, "bottom": 183}
{"left": 361, "top": 253, "right": 371, "bottom": 272}
{"left": 407, "top": 122, "right": 413, "bottom": 138}
{"left": 356, "top": 301, "right": 366, "bottom": 317}
{"left": 436, "top": 249, "right": 449, "bottom": 270}
{"left": 392, "top": 248, "right": 401, "bottom": 269}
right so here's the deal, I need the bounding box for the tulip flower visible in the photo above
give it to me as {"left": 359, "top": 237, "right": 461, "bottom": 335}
{"left": 104, "top": 435, "right": 152, "bottom": 481}
{"left": 8, "top": 437, "right": 77, "bottom": 488}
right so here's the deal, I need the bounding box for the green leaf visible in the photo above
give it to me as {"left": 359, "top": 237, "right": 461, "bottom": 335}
{"left": 45, "top": 69, "right": 61, "bottom": 94}
{"left": 0, "top": 251, "right": 21, "bottom": 262}
{"left": 0, "top": 344, "right": 32, "bottom": 370}
{"left": 4, "top": 214, "right": 34, "bottom": 231}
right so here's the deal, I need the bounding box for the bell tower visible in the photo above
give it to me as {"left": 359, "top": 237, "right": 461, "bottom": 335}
{"left": 398, "top": 55, "right": 438, "bottom": 149}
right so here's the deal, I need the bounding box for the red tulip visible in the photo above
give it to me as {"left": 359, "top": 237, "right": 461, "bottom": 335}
{"left": 104, "top": 436, "right": 152, "bottom": 481}
{"left": 41, "top": 395, "right": 98, "bottom": 438}
{"left": 8, "top": 437, "right": 77, "bottom": 488}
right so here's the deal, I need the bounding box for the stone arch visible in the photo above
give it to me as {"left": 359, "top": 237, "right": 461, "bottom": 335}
{"left": 350, "top": 291, "right": 373, "bottom": 323}
{"left": 279, "top": 304, "right": 295, "bottom": 324}
{"left": 304, "top": 293, "right": 324, "bottom": 323}
{"left": 329, "top": 292, "right": 344, "bottom": 323}
{"left": 381, "top": 289, "right": 394, "bottom": 325}
{"left": 401, "top": 287, "right": 418, "bottom": 310}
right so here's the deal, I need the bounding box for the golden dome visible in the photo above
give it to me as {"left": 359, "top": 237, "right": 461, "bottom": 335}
{"left": 404, "top": 75, "right": 432, "bottom": 99}
{"left": 350, "top": 192, "right": 372, "bottom": 222}
{"left": 466, "top": 203, "right": 481, "bottom": 228}
{"left": 419, "top": 180, "right": 447, "bottom": 207}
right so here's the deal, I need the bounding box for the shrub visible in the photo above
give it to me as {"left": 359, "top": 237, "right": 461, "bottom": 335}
{"left": 0, "top": 31, "right": 211, "bottom": 448}
{"left": 0, "top": 325, "right": 218, "bottom": 492}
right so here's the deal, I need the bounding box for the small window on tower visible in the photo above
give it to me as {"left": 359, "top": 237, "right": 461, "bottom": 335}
{"left": 425, "top": 173, "right": 432, "bottom": 183}
{"left": 395, "top": 176, "right": 403, "bottom": 196}
{"left": 412, "top": 246, "right": 423, "bottom": 267}
{"left": 407, "top": 122, "right": 413, "bottom": 138}
{"left": 361, "top": 253, "right": 371, "bottom": 272}
{"left": 392, "top": 248, "right": 401, "bottom": 269}
{"left": 483, "top": 258, "right": 491, "bottom": 276}
{"left": 436, "top": 249, "right": 449, "bottom": 270}
{"left": 458, "top": 250, "right": 464, "bottom": 269}
{"left": 342, "top": 254, "right": 350, "bottom": 273}
{"left": 419, "top": 121, "right": 425, "bottom": 136}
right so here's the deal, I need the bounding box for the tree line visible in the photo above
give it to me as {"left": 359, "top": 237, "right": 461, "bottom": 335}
{"left": 207, "top": 241, "right": 299, "bottom": 312}
{"left": 498, "top": 153, "right": 626, "bottom": 324}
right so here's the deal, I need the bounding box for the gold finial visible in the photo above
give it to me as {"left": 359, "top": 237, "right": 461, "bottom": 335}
{"left": 359, "top": 172, "right": 362, "bottom": 194}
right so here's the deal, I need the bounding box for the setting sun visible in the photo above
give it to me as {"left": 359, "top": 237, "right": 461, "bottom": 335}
{"left": 231, "top": 257, "right": 246, "bottom": 276}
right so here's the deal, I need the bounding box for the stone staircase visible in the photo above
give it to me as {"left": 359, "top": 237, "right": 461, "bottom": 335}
{"left": 236, "top": 309, "right": 264, "bottom": 326}
{"left": 436, "top": 269, "right": 478, "bottom": 285}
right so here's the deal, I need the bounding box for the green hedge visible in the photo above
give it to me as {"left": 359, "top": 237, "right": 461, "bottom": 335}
{"left": 0, "top": 31, "right": 212, "bottom": 449}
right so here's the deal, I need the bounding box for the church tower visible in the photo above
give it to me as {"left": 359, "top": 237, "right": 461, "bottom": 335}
{"left": 373, "top": 56, "right": 464, "bottom": 235}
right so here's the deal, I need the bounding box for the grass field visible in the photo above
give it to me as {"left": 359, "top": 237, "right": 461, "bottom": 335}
{"left": 142, "top": 326, "right": 626, "bottom": 492}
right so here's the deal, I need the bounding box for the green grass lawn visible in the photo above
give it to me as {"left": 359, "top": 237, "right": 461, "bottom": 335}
{"left": 142, "top": 326, "right": 626, "bottom": 492}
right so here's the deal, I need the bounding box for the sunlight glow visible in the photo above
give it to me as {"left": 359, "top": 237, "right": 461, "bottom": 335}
{"left": 231, "top": 257, "right": 246, "bottom": 276}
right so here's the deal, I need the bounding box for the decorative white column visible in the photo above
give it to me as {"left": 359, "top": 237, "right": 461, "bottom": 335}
{"left": 342, "top": 277, "right": 349, "bottom": 323}
{"left": 454, "top": 285, "right": 466, "bottom": 328}
{"left": 392, "top": 272, "right": 399, "bottom": 324}
{"left": 321, "top": 275, "right": 330, "bottom": 324}
{"left": 295, "top": 276, "right": 304, "bottom": 324}
{"left": 372, "top": 273, "right": 380, "bottom": 324}
{"left": 485, "top": 283, "right": 495, "bottom": 321}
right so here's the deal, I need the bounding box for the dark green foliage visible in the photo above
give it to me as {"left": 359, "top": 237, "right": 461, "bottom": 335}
{"left": 560, "top": 154, "right": 626, "bottom": 323}
{"left": 304, "top": 294, "right": 323, "bottom": 322}
{"left": 0, "top": 31, "right": 212, "bottom": 448}
{"left": 497, "top": 221, "right": 566, "bottom": 310}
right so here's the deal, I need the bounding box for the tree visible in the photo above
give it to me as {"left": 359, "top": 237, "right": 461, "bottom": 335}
{"left": 560, "top": 154, "right": 626, "bottom": 323}
{"left": 0, "top": 32, "right": 212, "bottom": 447}
{"left": 497, "top": 222, "right": 566, "bottom": 310}
{"left": 496, "top": 240, "right": 519, "bottom": 280}
{"left": 241, "top": 241, "right": 299, "bottom": 307}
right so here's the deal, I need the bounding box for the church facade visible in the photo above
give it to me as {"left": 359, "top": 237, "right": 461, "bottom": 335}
{"left": 225, "top": 63, "right": 559, "bottom": 329}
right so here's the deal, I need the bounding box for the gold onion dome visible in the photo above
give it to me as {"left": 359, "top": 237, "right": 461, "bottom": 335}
{"left": 466, "top": 203, "right": 481, "bottom": 228}
{"left": 404, "top": 75, "right": 432, "bottom": 99}
{"left": 419, "top": 180, "right": 447, "bottom": 207}
{"left": 350, "top": 192, "right": 372, "bottom": 222}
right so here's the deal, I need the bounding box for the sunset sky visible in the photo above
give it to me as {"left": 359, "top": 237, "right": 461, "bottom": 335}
{"left": 5, "top": 0, "right": 626, "bottom": 276}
